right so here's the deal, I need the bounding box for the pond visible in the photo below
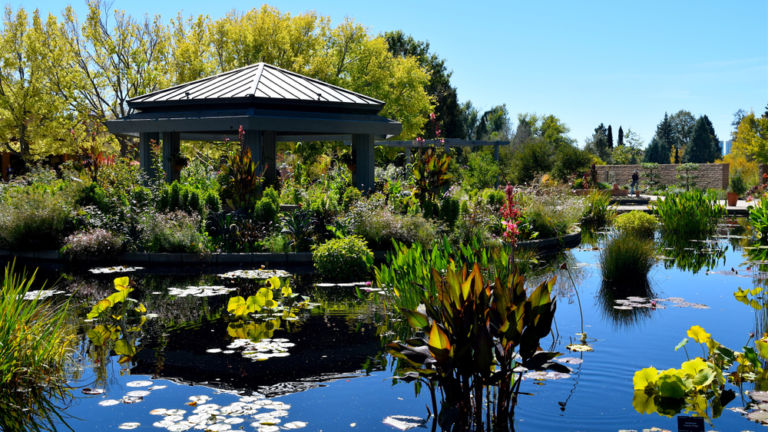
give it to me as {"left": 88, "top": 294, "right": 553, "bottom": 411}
{"left": 8, "top": 223, "right": 768, "bottom": 431}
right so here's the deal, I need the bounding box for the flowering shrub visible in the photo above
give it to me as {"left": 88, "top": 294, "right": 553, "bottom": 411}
{"left": 61, "top": 228, "right": 124, "bottom": 260}
{"left": 500, "top": 184, "right": 521, "bottom": 246}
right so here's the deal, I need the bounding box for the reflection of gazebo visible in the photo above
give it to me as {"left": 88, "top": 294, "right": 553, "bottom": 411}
{"left": 106, "top": 63, "right": 402, "bottom": 190}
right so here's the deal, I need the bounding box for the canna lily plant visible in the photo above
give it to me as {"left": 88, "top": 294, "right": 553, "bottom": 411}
{"left": 386, "top": 263, "right": 560, "bottom": 431}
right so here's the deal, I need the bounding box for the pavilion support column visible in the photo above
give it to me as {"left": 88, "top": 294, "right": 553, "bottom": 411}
{"left": 245, "top": 130, "right": 277, "bottom": 186}
{"left": 352, "top": 133, "right": 375, "bottom": 192}
{"left": 161, "top": 132, "right": 181, "bottom": 183}
{"left": 404, "top": 146, "right": 411, "bottom": 166}
{"left": 139, "top": 132, "right": 158, "bottom": 182}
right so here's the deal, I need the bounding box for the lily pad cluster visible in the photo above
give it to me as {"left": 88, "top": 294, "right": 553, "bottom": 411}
{"left": 167, "top": 285, "right": 236, "bottom": 298}
{"left": 632, "top": 325, "right": 768, "bottom": 422}
{"left": 226, "top": 276, "right": 306, "bottom": 319}
{"left": 89, "top": 266, "right": 143, "bottom": 274}
{"left": 218, "top": 269, "right": 291, "bottom": 280}
{"left": 613, "top": 296, "right": 709, "bottom": 311}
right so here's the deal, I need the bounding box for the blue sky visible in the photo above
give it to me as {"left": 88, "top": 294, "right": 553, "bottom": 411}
{"left": 7, "top": 0, "right": 768, "bottom": 148}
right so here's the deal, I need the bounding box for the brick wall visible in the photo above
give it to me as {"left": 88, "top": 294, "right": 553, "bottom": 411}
{"left": 594, "top": 163, "right": 729, "bottom": 190}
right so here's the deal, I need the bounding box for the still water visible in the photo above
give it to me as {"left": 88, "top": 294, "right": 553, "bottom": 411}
{"left": 19, "top": 228, "right": 767, "bottom": 431}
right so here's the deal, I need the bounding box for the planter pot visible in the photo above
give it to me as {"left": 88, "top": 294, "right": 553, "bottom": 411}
{"left": 727, "top": 191, "right": 739, "bottom": 206}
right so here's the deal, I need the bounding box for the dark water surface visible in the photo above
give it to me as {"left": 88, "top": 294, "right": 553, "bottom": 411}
{"left": 20, "top": 229, "right": 766, "bottom": 431}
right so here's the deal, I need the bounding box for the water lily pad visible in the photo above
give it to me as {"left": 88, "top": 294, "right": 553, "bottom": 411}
{"left": 126, "top": 380, "right": 153, "bottom": 387}
{"left": 168, "top": 286, "right": 236, "bottom": 298}
{"left": 98, "top": 399, "right": 120, "bottom": 406}
{"left": 747, "top": 409, "right": 768, "bottom": 423}
{"left": 218, "top": 269, "right": 291, "bottom": 280}
{"left": 125, "top": 390, "right": 150, "bottom": 397}
{"left": 283, "top": 421, "right": 308, "bottom": 429}
{"left": 82, "top": 387, "right": 105, "bottom": 395}
{"left": 206, "top": 348, "right": 223, "bottom": 353}
{"left": 117, "top": 422, "right": 140, "bottom": 429}
{"left": 23, "top": 289, "right": 65, "bottom": 300}
{"left": 382, "top": 415, "right": 427, "bottom": 431}
{"left": 121, "top": 396, "right": 143, "bottom": 404}
{"left": 750, "top": 390, "right": 768, "bottom": 402}
{"left": 148, "top": 385, "right": 167, "bottom": 390}
{"left": 566, "top": 344, "right": 594, "bottom": 352}
{"left": 255, "top": 426, "right": 280, "bottom": 432}
{"left": 89, "top": 266, "right": 143, "bottom": 274}
{"left": 555, "top": 357, "right": 584, "bottom": 365}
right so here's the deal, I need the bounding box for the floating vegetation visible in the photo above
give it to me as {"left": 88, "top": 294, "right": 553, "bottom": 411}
{"left": 218, "top": 269, "right": 291, "bottom": 280}
{"left": 81, "top": 388, "right": 105, "bottom": 395}
{"left": 167, "top": 285, "right": 236, "bottom": 297}
{"left": 117, "top": 422, "right": 141, "bottom": 430}
{"left": 523, "top": 370, "right": 571, "bottom": 380}
{"left": 555, "top": 357, "right": 584, "bottom": 365}
{"left": 97, "top": 399, "right": 120, "bottom": 406}
{"left": 225, "top": 338, "right": 295, "bottom": 361}
{"left": 126, "top": 380, "right": 153, "bottom": 388}
{"left": 146, "top": 394, "right": 300, "bottom": 432}
{"left": 22, "top": 289, "right": 65, "bottom": 300}
{"left": 382, "top": 415, "right": 427, "bottom": 431}
{"left": 565, "top": 344, "right": 593, "bottom": 352}
{"left": 89, "top": 266, "right": 143, "bottom": 274}
{"left": 612, "top": 296, "right": 709, "bottom": 311}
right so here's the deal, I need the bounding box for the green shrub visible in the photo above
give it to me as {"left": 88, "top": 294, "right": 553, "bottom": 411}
{"left": 464, "top": 151, "right": 500, "bottom": 190}
{"left": 749, "top": 198, "right": 768, "bottom": 242}
{"left": 518, "top": 187, "right": 584, "bottom": 238}
{"left": 614, "top": 211, "right": 657, "bottom": 238}
{"left": 205, "top": 192, "right": 222, "bottom": 213}
{"left": 0, "top": 183, "right": 77, "bottom": 250}
{"left": 653, "top": 190, "right": 725, "bottom": 239}
{"left": 312, "top": 235, "right": 373, "bottom": 282}
{"left": 262, "top": 233, "right": 292, "bottom": 253}
{"left": 61, "top": 228, "right": 124, "bottom": 260}
{"left": 341, "top": 186, "right": 362, "bottom": 211}
{"left": 481, "top": 188, "right": 505, "bottom": 209}
{"left": 600, "top": 233, "right": 655, "bottom": 285}
{"left": 253, "top": 188, "right": 280, "bottom": 224}
{"left": 552, "top": 145, "right": 592, "bottom": 182}
{"left": 0, "top": 262, "right": 74, "bottom": 431}
{"left": 581, "top": 190, "right": 614, "bottom": 228}
{"left": 730, "top": 171, "right": 747, "bottom": 196}
{"left": 141, "top": 211, "right": 207, "bottom": 253}
{"left": 348, "top": 199, "right": 439, "bottom": 249}
{"left": 438, "top": 195, "right": 460, "bottom": 228}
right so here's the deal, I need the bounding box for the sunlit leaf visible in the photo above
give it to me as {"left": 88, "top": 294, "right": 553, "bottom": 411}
{"left": 115, "top": 339, "right": 135, "bottom": 357}
{"left": 674, "top": 338, "right": 689, "bottom": 351}
{"left": 657, "top": 370, "right": 687, "bottom": 398}
{"left": 114, "top": 276, "right": 130, "bottom": 291}
{"left": 227, "top": 296, "right": 248, "bottom": 317}
{"left": 680, "top": 357, "right": 707, "bottom": 377}
{"left": 756, "top": 338, "right": 768, "bottom": 359}
{"left": 632, "top": 390, "right": 657, "bottom": 414}
{"left": 687, "top": 325, "right": 711, "bottom": 344}
{"left": 428, "top": 323, "right": 450, "bottom": 352}
{"left": 633, "top": 366, "right": 659, "bottom": 390}
{"left": 267, "top": 276, "right": 281, "bottom": 290}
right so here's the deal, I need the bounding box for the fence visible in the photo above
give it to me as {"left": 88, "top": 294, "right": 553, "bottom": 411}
{"left": 594, "top": 163, "right": 729, "bottom": 190}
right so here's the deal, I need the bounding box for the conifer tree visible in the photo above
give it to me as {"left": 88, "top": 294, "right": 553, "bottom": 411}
{"left": 607, "top": 125, "right": 613, "bottom": 149}
{"left": 618, "top": 126, "right": 624, "bottom": 146}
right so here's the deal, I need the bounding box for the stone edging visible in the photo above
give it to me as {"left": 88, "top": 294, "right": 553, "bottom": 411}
{"left": 516, "top": 227, "right": 581, "bottom": 254}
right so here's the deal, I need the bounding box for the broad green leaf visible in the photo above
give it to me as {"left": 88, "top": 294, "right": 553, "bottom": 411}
{"left": 115, "top": 339, "right": 135, "bottom": 357}
{"left": 657, "top": 370, "right": 687, "bottom": 398}
{"left": 674, "top": 337, "right": 689, "bottom": 351}
{"left": 687, "top": 325, "right": 711, "bottom": 344}
{"left": 692, "top": 366, "right": 715, "bottom": 389}
{"left": 227, "top": 296, "right": 247, "bottom": 316}
{"left": 246, "top": 295, "right": 261, "bottom": 313}
{"left": 267, "top": 276, "right": 281, "bottom": 290}
{"left": 680, "top": 357, "right": 707, "bottom": 377}
{"left": 633, "top": 366, "right": 659, "bottom": 390}
{"left": 402, "top": 309, "right": 429, "bottom": 329}
{"left": 428, "top": 323, "right": 450, "bottom": 352}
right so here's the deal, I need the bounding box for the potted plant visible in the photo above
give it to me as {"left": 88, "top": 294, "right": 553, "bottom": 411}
{"left": 728, "top": 171, "right": 746, "bottom": 206}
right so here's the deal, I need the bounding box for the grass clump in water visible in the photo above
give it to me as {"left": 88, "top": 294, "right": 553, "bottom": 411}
{"left": 600, "top": 233, "right": 655, "bottom": 286}
{"left": 0, "top": 262, "right": 75, "bottom": 431}
{"left": 613, "top": 211, "right": 657, "bottom": 238}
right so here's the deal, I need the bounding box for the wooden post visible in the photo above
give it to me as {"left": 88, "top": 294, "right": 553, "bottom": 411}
{"left": 161, "top": 132, "right": 180, "bottom": 183}
{"left": 352, "top": 134, "right": 375, "bottom": 192}
{"left": 262, "top": 131, "right": 277, "bottom": 185}
{"left": 404, "top": 145, "right": 411, "bottom": 166}
{"left": 494, "top": 143, "right": 500, "bottom": 162}
{"left": 139, "top": 132, "right": 158, "bottom": 182}
{"left": 1, "top": 152, "right": 9, "bottom": 181}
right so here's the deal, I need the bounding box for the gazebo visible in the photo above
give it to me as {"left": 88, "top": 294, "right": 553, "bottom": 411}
{"left": 106, "top": 63, "right": 402, "bottom": 190}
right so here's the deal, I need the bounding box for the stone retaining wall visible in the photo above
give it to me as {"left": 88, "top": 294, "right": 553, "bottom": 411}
{"left": 595, "top": 163, "right": 729, "bottom": 190}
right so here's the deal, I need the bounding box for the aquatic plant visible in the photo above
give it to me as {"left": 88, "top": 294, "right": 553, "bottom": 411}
{"left": 631, "top": 324, "right": 768, "bottom": 423}
{"left": 748, "top": 198, "right": 768, "bottom": 242}
{"left": 600, "top": 233, "right": 655, "bottom": 286}
{"left": 85, "top": 276, "right": 147, "bottom": 366}
{"left": 312, "top": 235, "right": 373, "bottom": 282}
{"left": 0, "top": 262, "right": 74, "bottom": 432}
{"left": 659, "top": 237, "right": 727, "bottom": 274}
{"left": 613, "top": 211, "right": 657, "bottom": 238}
{"left": 226, "top": 276, "right": 305, "bottom": 320}
{"left": 581, "top": 190, "right": 615, "bottom": 228}
{"left": 652, "top": 190, "right": 725, "bottom": 240}
{"left": 386, "top": 263, "right": 560, "bottom": 431}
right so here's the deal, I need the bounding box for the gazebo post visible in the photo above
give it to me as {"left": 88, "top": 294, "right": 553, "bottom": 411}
{"left": 161, "top": 132, "right": 181, "bottom": 183}
{"left": 352, "top": 133, "right": 375, "bottom": 191}
{"left": 139, "top": 132, "right": 158, "bottom": 181}
{"left": 245, "top": 130, "right": 277, "bottom": 186}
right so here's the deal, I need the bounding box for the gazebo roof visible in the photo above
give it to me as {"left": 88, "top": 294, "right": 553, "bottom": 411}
{"left": 107, "top": 62, "right": 400, "bottom": 138}
{"left": 129, "top": 63, "right": 385, "bottom": 114}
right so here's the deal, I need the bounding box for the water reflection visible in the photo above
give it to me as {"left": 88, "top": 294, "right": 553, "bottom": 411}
{"left": 597, "top": 278, "right": 656, "bottom": 328}
{"left": 658, "top": 235, "right": 727, "bottom": 274}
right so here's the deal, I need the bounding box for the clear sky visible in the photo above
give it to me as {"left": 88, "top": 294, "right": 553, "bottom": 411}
{"left": 6, "top": 0, "right": 768, "bottom": 147}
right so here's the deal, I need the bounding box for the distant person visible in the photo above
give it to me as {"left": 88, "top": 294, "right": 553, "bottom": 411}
{"left": 630, "top": 169, "right": 639, "bottom": 194}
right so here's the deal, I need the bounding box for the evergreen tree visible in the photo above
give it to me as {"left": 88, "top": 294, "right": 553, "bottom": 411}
{"left": 618, "top": 126, "right": 624, "bottom": 146}
{"left": 684, "top": 117, "right": 716, "bottom": 163}
{"left": 644, "top": 137, "right": 664, "bottom": 163}
{"left": 701, "top": 115, "right": 720, "bottom": 160}
{"left": 607, "top": 125, "right": 613, "bottom": 149}
{"left": 645, "top": 113, "right": 674, "bottom": 163}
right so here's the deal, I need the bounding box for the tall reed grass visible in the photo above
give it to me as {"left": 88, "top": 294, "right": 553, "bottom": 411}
{"left": 653, "top": 190, "right": 725, "bottom": 240}
{"left": 600, "top": 233, "right": 655, "bottom": 286}
{"left": 0, "top": 262, "right": 75, "bottom": 431}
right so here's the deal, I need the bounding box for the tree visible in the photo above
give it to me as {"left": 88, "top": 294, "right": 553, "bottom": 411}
{"left": 0, "top": 7, "right": 74, "bottom": 160}
{"left": 385, "top": 31, "right": 464, "bottom": 139}
{"left": 607, "top": 125, "right": 613, "bottom": 149}
{"left": 618, "top": 126, "right": 624, "bottom": 146}
{"left": 684, "top": 116, "right": 718, "bottom": 163}
{"left": 644, "top": 113, "right": 674, "bottom": 163}
{"left": 730, "top": 111, "right": 768, "bottom": 163}
{"left": 611, "top": 128, "right": 643, "bottom": 164}
{"left": 584, "top": 123, "right": 610, "bottom": 162}
{"left": 669, "top": 110, "right": 696, "bottom": 161}
{"left": 457, "top": 101, "right": 479, "bottom": 140}
{"left": 474, "top": 105, "right": 511, "bottom": 141}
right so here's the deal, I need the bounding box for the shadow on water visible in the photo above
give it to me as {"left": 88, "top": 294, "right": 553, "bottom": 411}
{"left": 597, "top": 277, "right": 656, "bottom": 328}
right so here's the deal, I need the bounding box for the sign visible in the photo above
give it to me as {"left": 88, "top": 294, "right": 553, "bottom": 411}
{"left": 677, "top": 415, "right": 704, "bottom": 432}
